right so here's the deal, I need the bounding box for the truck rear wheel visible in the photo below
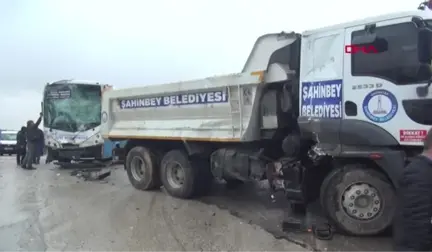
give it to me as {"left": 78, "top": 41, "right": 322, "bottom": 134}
{"left": 160, "top": 150, "right": 212, "bottom": 199}
{"left": 126, "top": 146, "right": 161, "bottom": 191}
{"left": 320, "top": 164, "right": 396, "bottom": 236}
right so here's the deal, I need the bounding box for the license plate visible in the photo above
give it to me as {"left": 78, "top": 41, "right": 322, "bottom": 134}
{"left": 4, "top": 147, "right": 12, "bottom": 150}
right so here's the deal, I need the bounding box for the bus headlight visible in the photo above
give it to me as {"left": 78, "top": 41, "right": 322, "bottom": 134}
{"left": 102, "top": 112, "right": 108, "bottom": 123}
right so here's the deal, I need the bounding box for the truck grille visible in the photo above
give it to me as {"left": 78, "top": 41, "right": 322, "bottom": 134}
{"left": 62, "top": 143, "right": 79, "bottom": 148}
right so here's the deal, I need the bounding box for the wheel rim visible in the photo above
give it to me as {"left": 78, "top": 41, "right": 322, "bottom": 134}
{"left": 341, "top": 183, "right": 382, "bottom": 220}
{"left": 166, "top": 161, "right": 185, "bottom": 189}
{"left": 130, "top": 156, "right": 146, "bottom": 181}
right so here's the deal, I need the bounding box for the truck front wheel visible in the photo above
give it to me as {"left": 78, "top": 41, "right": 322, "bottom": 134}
{"left": 126, "top": 146, "right": 161, "bottom": 191}
{"left": 320, "top": 164, "right": 396, "bottom": 236}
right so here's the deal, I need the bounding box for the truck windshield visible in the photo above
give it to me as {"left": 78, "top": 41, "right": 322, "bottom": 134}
{"left": 43, "top": 84, "right": 101, "bottom": 132}
{"left": 351, "top": 21, "right": 428, "bottom": 85}
{"left": 0, "top": 133, "right": 17, "bottom": 141}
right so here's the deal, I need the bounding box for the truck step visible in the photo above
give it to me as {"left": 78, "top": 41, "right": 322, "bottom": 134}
{"left": 284, "top": 188, "right": 305, "bottom": 203}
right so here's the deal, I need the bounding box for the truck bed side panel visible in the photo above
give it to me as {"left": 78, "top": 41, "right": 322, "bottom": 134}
{"left": 101, "top": 74, "right": 262, "bottom": 142}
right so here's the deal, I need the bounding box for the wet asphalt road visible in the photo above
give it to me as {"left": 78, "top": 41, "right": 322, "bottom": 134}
{"left": 0, "top": 155, "right": 392, "bottom": 251}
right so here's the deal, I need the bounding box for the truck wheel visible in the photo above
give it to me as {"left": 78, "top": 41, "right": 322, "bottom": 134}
{"left": 126, "top": 146, "right": 160, "bottom": 191}
{"left": 320, "top": 164, "right": 396, "bottom": 236}
{"left": 320, "top": 168, "right": 342, "bottom": 216}
{"left": 160, "top": 150, "right": 209, "bottom": 199}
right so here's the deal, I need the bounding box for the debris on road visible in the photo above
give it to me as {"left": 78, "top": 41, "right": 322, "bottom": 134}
{"left": 70, "top": 168, "right": 112, "bottom": 181}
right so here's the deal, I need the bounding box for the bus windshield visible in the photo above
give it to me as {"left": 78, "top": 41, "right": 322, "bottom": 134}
{"left": 43, "top": 84, "right": 101, "bottom": 132}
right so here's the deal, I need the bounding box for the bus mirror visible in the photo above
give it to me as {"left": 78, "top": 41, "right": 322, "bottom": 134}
{"left": 418, "top": 28, "right": 432, "bottom": 63}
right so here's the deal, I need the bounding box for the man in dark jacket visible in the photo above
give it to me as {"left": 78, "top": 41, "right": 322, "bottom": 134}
{"left": 34, "top": 128, "right": 44, "bottom": 164}
{"left": 16, "top": 126, "right": 27, "bottom": 165}
{"left": 21, "top": 113, "right": 42, "bottom": 170}
{"left": 393, "top": 128, "right": 432, "bottom": 251}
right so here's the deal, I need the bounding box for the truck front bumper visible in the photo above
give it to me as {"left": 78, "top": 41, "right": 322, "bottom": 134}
{"left": 48, "top": 144, "right": 103, "bottom": 161}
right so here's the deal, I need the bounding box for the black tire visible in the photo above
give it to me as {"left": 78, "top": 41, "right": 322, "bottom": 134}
{"left": 125, "top": 146, "right": 160, "bottom": 191}
{"left": 8, "top": 153, "right": 12, "bottom": 156}
{"left": 320, "top": 168, "right": 342, "bottom": 217}
{"left": 0, "top": 153, "right": 3, "bottom": 156}
{"left": 320, "top": 164, "right": 396, "bottom": 236}
{"left": 160, "top": 150, "right": 212, "bottom": 199}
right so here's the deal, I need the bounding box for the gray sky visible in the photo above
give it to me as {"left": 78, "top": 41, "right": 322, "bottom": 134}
{"left": 0, "top": 0, "right": 414, "bottom": 129}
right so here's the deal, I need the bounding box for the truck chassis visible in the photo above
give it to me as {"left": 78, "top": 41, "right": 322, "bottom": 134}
{"left": 113, "top": 136, "right": 416, "bottom": 236}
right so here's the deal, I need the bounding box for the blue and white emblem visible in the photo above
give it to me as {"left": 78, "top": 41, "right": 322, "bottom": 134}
{"left": 362, "top": 89, "right": 398, "bottom": 123}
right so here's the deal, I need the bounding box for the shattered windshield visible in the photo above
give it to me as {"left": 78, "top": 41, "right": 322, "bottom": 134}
{"left": 43, "top": 84, "right": 101, "bottom": 132}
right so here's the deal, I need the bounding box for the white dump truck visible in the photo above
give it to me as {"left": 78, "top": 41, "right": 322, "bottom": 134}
{"left": 101, "top": 7, "right": 432, "bottom": 236}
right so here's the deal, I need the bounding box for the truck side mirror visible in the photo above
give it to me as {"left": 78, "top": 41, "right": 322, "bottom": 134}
{"left": 374, "top": 38, "right": 388, "bottom": 53}
{"left": 352, "top": 34, "right": 388, "bottom": 53}
{"left": 416, "top": 64, "right": 432, "bottom": 97}
{"left": 418, "top": 28, "right": 432, "bottom": 63}
{"left": 417, "top": 63, "right": 432, "bottom": 80}
{"left": 352, "top": 33, "right": 376, "bottom": 44}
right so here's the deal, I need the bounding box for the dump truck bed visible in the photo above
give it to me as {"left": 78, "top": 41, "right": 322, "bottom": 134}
{"left": 100, "top": 32, "right": 299, "bottom": 142}
{"left": 101, "top": 73, "right": 264, "bottom": 142}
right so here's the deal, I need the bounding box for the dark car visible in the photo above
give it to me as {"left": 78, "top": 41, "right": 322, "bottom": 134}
{"left": 0, "top": 130, "right": 18, "bottom": 155}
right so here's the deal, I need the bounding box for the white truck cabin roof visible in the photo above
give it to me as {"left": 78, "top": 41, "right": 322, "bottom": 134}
{"left": 302, "top": 10, "right": 432, "bottom": 36}
{"left": 244, "top": 10, "right": 432, "bottom": 76}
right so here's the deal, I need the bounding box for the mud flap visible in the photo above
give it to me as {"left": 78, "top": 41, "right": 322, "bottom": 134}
{"left": 112, "top": 147, "right": 126, "bottom": 165}
{"left": 282, "top": 218, "right": 335, "bottom": 240}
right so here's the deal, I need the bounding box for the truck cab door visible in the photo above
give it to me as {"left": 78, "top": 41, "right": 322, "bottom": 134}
{"left": 342, "top": 17, "right": 430, "bottom": 147}
{"left": 298, "top": 29, "right": 345, "bottom": 148}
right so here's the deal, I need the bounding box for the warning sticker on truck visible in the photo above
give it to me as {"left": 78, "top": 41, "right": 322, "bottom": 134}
{"left": 399, "top": 130, "right": 427, "bottom": 142}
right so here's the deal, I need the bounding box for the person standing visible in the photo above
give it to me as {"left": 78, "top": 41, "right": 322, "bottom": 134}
{"left": 34, "top": 128, "right": 44, "bottom": 164}
{"left": 21, "top": 113, "right": 43, "bottom": 170}
{"left": 393, "top": 128, "right": 432, "bottom": 251}
{"left": 16, "top": 126, "right": 27, "bottom": 165}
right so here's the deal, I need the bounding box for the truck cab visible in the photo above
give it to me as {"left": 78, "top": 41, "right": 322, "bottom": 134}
{"left": 290, "top": 10, "right": 432, "bottom": 235}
